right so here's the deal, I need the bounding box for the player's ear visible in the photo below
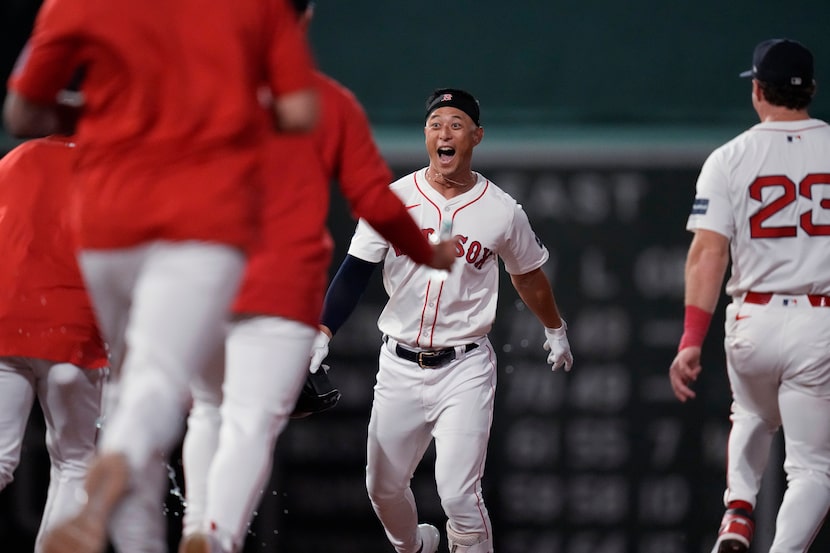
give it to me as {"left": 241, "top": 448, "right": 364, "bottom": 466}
{"left": 751, "top": 79, "right": 763, "bottom": 102}
{"left": 472, "top": 126, "right": 484, "bottom": 146}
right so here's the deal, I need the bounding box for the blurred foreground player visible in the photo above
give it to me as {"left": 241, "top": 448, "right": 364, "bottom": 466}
{"left": 0, "top": 136, "right": 107, "bottom": 553}
{"left": 177, "top": 2, "right": 456, "bottom": 552}
{"left": 4, "top": 0, "right": 319, "bottom": 551}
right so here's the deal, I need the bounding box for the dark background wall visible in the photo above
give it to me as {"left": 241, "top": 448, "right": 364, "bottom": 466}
{"left": 303, "top": 0, "right": 828, "bottom": 128}
{"left": 1, "top": 1, "right": 828, "bottom": 552}
{"left": 1, "top": 0, "right": 828, "bottom": 134}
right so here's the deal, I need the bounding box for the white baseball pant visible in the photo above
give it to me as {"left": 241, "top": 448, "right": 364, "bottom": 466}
{"left": 77, "top": 241, "right": 244, "bottom": 517}
{"left": 0, "top": 357, "right": 104, "bottom": 553}
{"left": 724, "top": 296, "right": 830, "bottom": 552}
{"left": 187, "top": 315, "right": 316, "bottom": 552}
{"left": 367, "top": 337, "right": 495, "bottom": 553}
{"left": 181, "top": 347, "right": 225, "bottom": 539}
{"left": 101, "top": 369, "right": 172, "bottom": 553}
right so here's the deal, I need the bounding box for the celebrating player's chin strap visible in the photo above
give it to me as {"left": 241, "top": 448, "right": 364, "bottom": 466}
{"left": 306, "top": 87, "right": 573, "bottom": 553}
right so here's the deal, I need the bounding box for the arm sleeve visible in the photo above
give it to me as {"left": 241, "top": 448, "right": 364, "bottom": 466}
{"left": 8, "top": 0, "right": 86, "bottom": 104}
{"left": 264, "top": 1, "right": 316, "bottom": 95}
{"left": 685, "top": 148, "right": 734, "bottom": 239}
{"left": 331, "top": 88, "right": 434, "bottom": 265}
{"left": 320, "top": 254, "right": 379, "bottom": 334}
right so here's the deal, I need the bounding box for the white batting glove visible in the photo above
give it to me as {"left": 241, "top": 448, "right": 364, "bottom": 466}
{"left": 543, "top": 320, "right": 573, "bottom": 371}
{"left": 309, "top": 329, "right": 331, "bottom": 374}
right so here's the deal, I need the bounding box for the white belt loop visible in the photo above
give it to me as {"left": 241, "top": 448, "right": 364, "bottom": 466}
{"left": 384, "top": 335, "right": 398, "bottom": 355}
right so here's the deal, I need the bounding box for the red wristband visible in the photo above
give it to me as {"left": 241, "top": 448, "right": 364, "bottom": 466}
{"left": 678, "top": 305, "right": 712, "bottom": 351}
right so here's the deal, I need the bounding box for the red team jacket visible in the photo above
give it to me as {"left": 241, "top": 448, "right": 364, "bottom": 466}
{"left": 7, "top": 0, "right": 316, "bottom": 252}
{"left": 233, "top": 72, "right": 433, "bottom": 326}
{"left": 0, "top": 138, "right": 107, "bottom": 369}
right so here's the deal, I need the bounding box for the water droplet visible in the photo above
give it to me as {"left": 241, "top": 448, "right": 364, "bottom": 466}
{"left": 166, "top": 463, "right": 187, "bottom": 508}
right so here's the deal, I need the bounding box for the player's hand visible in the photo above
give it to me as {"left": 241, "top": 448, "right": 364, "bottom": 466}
{"left": 669, "top": 346, "right": 702, "bottom": 402}
{"left": 428, "top": 239, "right": 457, "bottom": 271}
{"left": 543, "top": 321, "right": 573, "bottom": 371}
{"left": 309, "top": 327, "right": 332, "bottom": 374}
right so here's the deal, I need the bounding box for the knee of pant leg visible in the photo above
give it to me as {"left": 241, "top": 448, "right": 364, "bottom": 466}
{"left": 446, "top": 522, "right": 492, "bottom": 553}
{"left": 441, "top": 493, "right": 489, "bottom": 532}
{"left": 221, "top": 399, "right": 286, "bottom": 443}
{"left": 365, "top": 470, "right": 408, "bottom": 505}
{"left": 785, "top": 465, "right": 830, "bottom": 491}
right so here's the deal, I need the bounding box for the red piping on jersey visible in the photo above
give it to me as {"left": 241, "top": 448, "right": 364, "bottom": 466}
{"left": 426, "top": 282, "right": 446, "bottom": 348}
{"left": 753, "top": 122, "right": 829, "bottom": 133}
{"left": 473, "top": 343, "right": 497, "bottom": 540}
{"left": 414, "top": 172, "right": 491, "bottom": 346}
{"left": 417, "top": 280, "right": 432, "bottom": 347}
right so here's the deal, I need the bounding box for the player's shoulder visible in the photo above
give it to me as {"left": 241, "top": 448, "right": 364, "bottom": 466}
{"left": 389, "top": 170, "right": 419, "bottom": 192}
{"left": 315, "top": 72, "right": 363, "bottom": 111}
{"left": 0, "top": 137, "right": 75, "bottom": 171}
{"left": 477, "top": 174, "right": 523, "bottom": 210}
{"left": 703, "top": 125, "right": 761, "bottom": 164}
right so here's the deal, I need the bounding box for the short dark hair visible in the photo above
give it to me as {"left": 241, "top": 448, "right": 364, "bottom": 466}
{"left": 290, "top": 0, "right": 310, "bottom": 15}
{"left": 758, "top": 80, "right": 815, "bottom": 110}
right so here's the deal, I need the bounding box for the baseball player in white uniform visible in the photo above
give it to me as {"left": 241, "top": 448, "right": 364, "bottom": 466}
{"left": 668, "top": 39, "right": 830, "bottom": 553}
{"left": 0, "top": 137, "right": 108, "bottom": 553}
{"left": 309, "top": 88, "right": 573, "bottom": 553}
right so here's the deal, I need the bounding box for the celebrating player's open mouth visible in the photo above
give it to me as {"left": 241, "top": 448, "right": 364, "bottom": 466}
{"left": 437, "top": 147, "right": 455, "bottom": 163}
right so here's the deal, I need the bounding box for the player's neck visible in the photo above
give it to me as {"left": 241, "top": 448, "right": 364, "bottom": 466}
{"left": 759, "top": 105, "right": 811, "bottom": 123}
{"left": 426, "top": 166, "right": 476, "bottom": 198}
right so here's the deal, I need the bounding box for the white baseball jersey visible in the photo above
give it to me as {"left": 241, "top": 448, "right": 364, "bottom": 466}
{"left": 347, "top": 167, "right": 548, "bottom": 348}
{"left": 687, "top": 119, "right": 830, "bottom": 297}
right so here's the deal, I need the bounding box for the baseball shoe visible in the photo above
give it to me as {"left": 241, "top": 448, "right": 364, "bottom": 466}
{"left": 712, "top": 506, "right": 754, "bottom": 553}
{"left": 416, "top": 523, "right": 440, "bottom": 553}
{"left": 179, "top": 532, "right": 222, "bottom": 553}
{"left": 41, "top": 452, "right": 130, "bottom": 553}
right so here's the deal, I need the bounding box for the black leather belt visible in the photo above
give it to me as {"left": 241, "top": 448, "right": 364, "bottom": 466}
{"left": 394, "top": 342, "right": 479, "bottom": 368}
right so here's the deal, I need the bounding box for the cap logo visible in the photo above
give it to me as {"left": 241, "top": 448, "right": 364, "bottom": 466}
{"left": 791, "top": 77, "right": 803, "bottom": 85}
{"left": 424, "top": 88, "right": 481, "bottom": 126}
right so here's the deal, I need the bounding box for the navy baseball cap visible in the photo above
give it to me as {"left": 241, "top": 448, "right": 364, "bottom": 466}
{"left": 425, "top": 88, "right": 481, "bottom": 127}
{"left": 739, "top": 38, "right": 814, "bottom": 86}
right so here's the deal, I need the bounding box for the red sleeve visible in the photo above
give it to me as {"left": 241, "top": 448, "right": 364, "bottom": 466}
{"left": 365, "top": 200, "right": 433, "bottom": 265}
{"left": 264, "top": 0, "right": 317, "bottom": 95}
{"left": 328, "top": 81, "right": 432, "bottom": 265}
{"left": 7, "top": 0, "right": 85, "bottom": 104}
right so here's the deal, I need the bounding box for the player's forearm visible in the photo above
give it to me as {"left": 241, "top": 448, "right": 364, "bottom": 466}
{"left": 684, "top": 231, "right": 729, "bottom": 313}
{"left": 678, "top": 230, "right": 729, "bottom": 350}
{"left": 510, "top": 268, "right": 564, "bottom": 329}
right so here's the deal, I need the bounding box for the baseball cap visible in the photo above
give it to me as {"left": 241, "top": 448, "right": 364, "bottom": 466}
{"left": 425, "top": 88, "right": 481, "bottom": 126}
{"left": 739, "top": 38, "right": 814, "bottom": 87}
